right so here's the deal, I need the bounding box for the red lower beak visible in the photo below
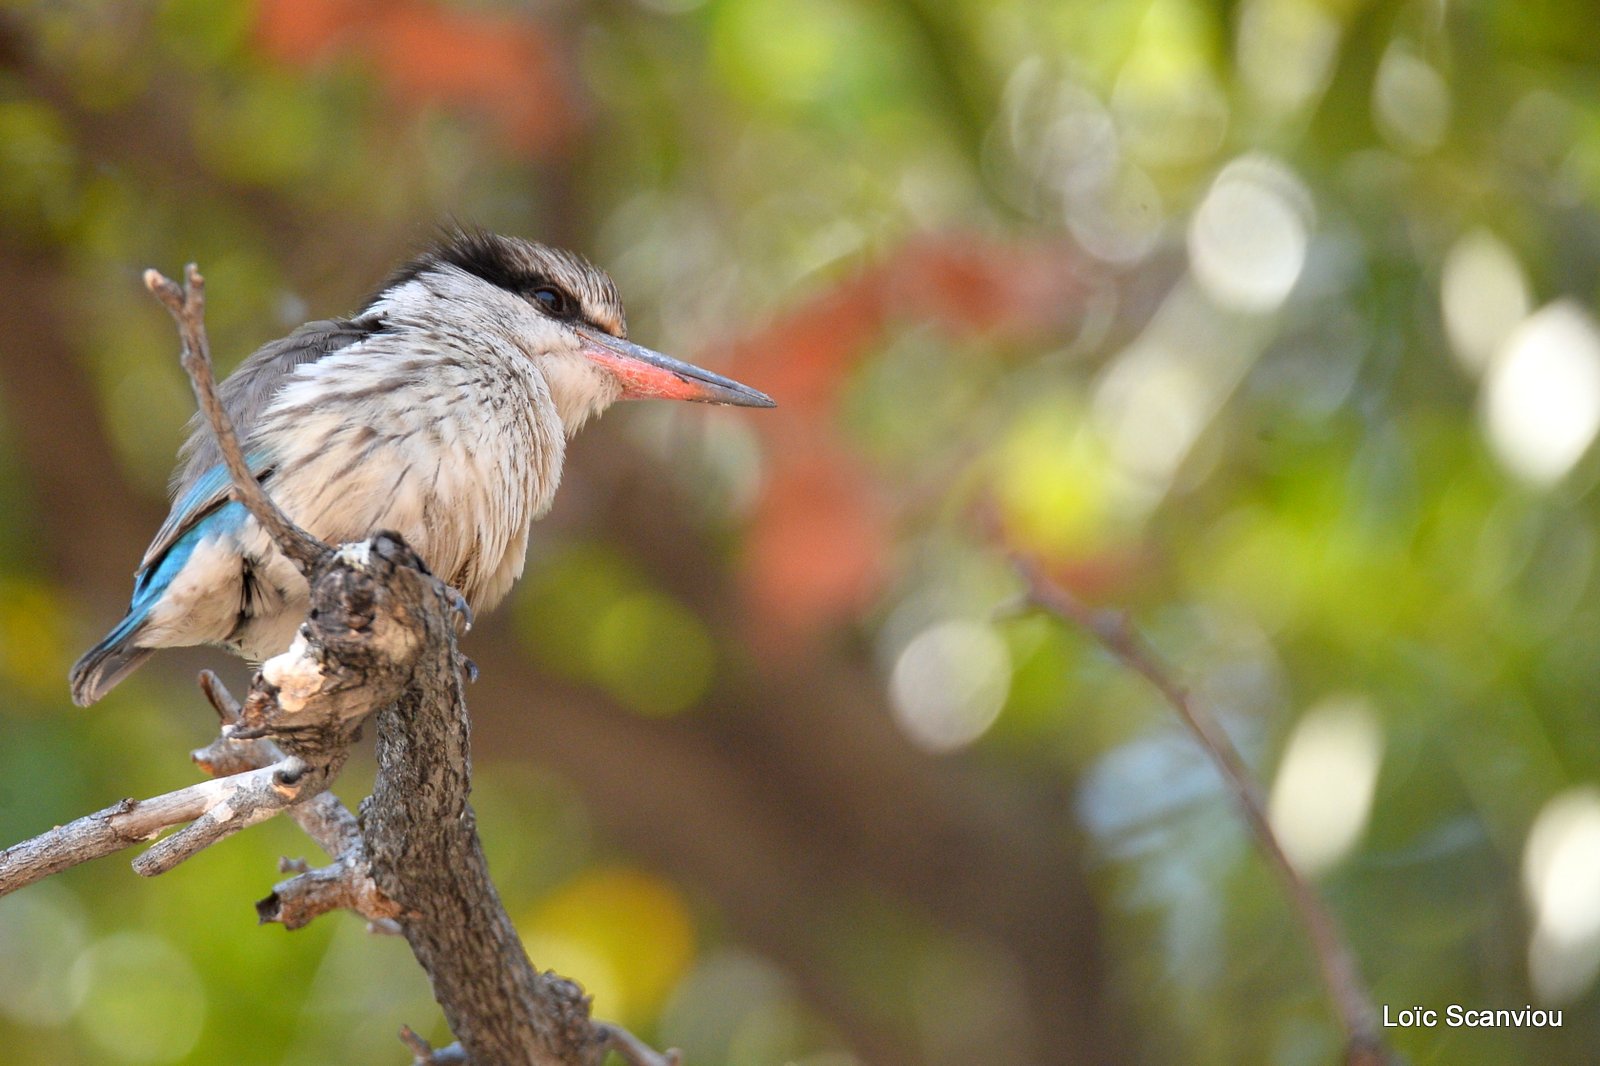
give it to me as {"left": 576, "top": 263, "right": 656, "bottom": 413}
{"left": 577, "top": 326, "right": 775, "bottom": 408}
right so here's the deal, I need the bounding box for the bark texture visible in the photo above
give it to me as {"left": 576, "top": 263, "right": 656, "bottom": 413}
{"left": 352, "top": 536, "right": 601, "bottom": 1065}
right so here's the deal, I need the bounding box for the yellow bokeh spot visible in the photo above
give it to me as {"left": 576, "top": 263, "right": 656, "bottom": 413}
{"left": 0, "top": 579, "right": 71, "bottom": 706}
{"left": 589, "top": 592, "right": 716, "bottom": 717}
{"left": 992, "top": 397, "right": 1122, "bottom": 559}
{"left": 517, "top": 543, "right": 645, "bottom": 677}
{"left": 0, "top": 99, "right": 79, "bottom": 239}
{"left": 712, "top": 0, "right": 859, "bottom": 105}
{"left": 518, "top": 546, "right": 718, "bottom": 715}
{"left": 1120, "top": 0, "right": 1219, "bottom": 86}
{"left": 520, "top": 868, "right": 697, "bottom": 1027}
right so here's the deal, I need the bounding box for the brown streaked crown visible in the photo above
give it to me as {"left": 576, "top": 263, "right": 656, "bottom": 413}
{"left": 370, "top": 229, "right": 627, "bottom": 338}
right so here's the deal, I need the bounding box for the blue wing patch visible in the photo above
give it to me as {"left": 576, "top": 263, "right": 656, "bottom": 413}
{"left": 132, "top": 499, "right": 250, "bottom": 603}
{"left": 139, "top": 450, "right": 274, "bottom": 573}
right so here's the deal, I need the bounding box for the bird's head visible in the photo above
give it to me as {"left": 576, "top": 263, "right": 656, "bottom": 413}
{"left": 364, "top": 230, "right": 773, "bottom": 434}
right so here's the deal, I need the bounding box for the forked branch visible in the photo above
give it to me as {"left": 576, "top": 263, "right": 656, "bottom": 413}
{"left": 0, "top": 756, "right": 318, "bottom": 892}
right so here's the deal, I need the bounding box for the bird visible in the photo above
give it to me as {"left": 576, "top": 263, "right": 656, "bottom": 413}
{"left": 69, "top": 230, "right": 774, "bottom": 706}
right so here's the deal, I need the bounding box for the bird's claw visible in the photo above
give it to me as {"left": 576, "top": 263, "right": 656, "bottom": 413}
{"left": 443, "top": 584, "right": 474, "bottom": 680}
{"left": 444, "top": 585, "right": 473, "bottom": 633}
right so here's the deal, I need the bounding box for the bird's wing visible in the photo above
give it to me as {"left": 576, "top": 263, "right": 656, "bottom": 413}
{"left": 174, "top": 318, "right": 371, "bottom": 488}
{"left": 138, "top": 318, "right": 370, "bottom": 572}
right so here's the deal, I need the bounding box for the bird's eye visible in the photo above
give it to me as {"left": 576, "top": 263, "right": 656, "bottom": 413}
{"left": 530, "top": 286, "right": 573, "bottom": 316}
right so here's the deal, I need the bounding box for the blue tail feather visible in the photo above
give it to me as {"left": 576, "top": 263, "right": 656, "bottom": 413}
{"left": 69, "top": 608, "right": 155, "bottom": 707}
{"left": 69, "top": 501, "right": 248, "bottom": 706}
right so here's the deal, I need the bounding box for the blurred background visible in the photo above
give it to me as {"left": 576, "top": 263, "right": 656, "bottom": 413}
{"left": 1, "top": 0, "right": 1599, "bottom": 1063}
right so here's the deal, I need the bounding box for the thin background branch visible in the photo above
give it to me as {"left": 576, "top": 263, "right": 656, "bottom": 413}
{"left": 1001, "top": 542, "right": 1389, "bottom": 1066}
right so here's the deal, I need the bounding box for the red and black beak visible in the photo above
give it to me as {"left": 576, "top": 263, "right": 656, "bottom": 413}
{"left": 576, "top": 325, "right": 775, "bottom": 408}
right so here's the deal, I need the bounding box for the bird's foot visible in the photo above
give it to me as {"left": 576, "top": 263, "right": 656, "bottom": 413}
{"left": 443, "top": 585, "right": 473, "bottom": 634}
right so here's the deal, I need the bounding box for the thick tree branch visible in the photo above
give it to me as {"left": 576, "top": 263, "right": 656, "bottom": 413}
{"left": 358, "top": 544, "right": 598, "bottom": 1064}
{"left": 1002, "top": 546, "right": 1388, "bottom": 1066}
{"left": 195, "top": 671, "right": 368, "bottom": 860}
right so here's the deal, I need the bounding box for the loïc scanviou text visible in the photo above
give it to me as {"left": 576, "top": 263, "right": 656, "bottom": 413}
{"left": 1383, "top": 1005, "right": 1562, "bottom": 1028}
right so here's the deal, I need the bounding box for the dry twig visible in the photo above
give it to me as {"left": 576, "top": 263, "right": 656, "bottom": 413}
{"left": 596, "top": 1024, "right": 685, "bottom": 1066}
{"left": 400, "top": 1026, "right": 470, "bottom": 1065}
{"left": 0, "top": 758, "right": 314, "bottom": 892}
{"left": 144, "top": 264, "right": 327, "bottom": 574}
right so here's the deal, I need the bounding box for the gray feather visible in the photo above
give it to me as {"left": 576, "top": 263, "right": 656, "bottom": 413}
{"left": 175, "top": 318, "right": 371, "bottom": 489}
{"left": 141, "top": 319, "right": 370, "bottom": 572}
